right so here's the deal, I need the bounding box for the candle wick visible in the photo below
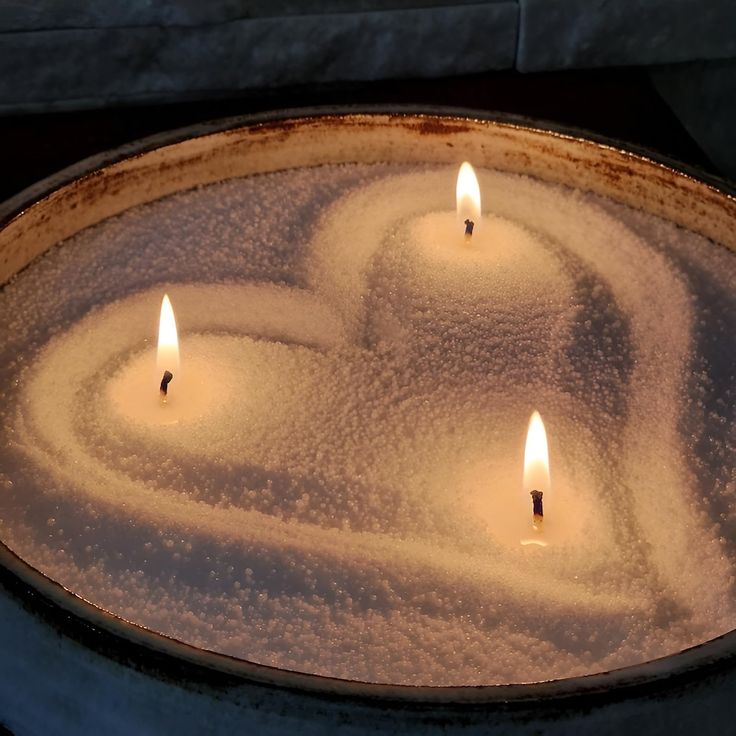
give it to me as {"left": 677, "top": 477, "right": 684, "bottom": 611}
{"left": 160, "top": 370, "right": 174, "bottom": 400}
{"left": 530, "top": 490, "right": 544, "bottom": 527}
{"left": 464, "top": 218, "right": 474, "bottom": 240}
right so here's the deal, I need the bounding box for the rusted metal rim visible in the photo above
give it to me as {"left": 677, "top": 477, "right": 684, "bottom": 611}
{"left": 2, "top": 105, "right": 734, "bottom": 229}
{"left": 2, "top": 106, "right": 736, "bottom": 709}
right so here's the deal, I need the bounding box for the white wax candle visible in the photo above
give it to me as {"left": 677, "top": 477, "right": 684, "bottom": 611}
{"left": 110, "top": 349, "right": 219, "bottom": 426}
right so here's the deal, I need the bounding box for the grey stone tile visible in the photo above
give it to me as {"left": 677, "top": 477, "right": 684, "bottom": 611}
{"left": 0, "top": 4, "right": 519, "bottom": 111}
{"left": 518, "top": 0, "right": 736, "bottom": 72}
{"left": 0, "top": 0, "right": 514, "bottom": 31}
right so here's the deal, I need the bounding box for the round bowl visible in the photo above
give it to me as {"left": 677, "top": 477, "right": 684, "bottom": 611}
{"left": 1, "top": 108, "right": 735, "bottom": 735}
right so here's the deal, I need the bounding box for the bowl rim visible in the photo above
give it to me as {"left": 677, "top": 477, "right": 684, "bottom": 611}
{"left": 2, "top": 105, "right": 736, "bottom": 708}
{"left": 2, "top": 104, "right": 735, "bottom": 228}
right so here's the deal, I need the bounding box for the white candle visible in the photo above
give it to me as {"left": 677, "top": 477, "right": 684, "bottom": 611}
{"left": 110, "top": 293, "right": 218, "bottom": 426}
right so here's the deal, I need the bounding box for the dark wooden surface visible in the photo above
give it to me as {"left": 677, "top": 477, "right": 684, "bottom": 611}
{"left": 0, "top": 67, "right": 716, "bottom": 204}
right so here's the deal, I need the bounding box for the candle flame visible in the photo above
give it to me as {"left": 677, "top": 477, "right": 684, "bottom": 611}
{"left": 523, "top": 410, "right": 550, "bottom": 495}
{"left": 456, "top": 161, "right": 481, "bottom": 224}
{"left": 157, "top": 294, "right": 179, "bottom": 373}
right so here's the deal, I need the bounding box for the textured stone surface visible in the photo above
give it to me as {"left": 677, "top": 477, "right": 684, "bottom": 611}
{"left": 0, "top": 0, "right": 511, "bottom": 31}
{"left": 0, "top": 3, "right": 519, "bottom": 112}
{"left": 517, "top": 0, "right": 736, "bottom": 72}
{"left": 3, "top": 1, "right": 736, "bottom": 115}
{"left": 650, "top": 60, "right": 736, "bottom": 181}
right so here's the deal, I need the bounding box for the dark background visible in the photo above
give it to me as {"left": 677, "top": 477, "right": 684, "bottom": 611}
{"left": 0, "top": 66, "right": 719, "bottom": 204}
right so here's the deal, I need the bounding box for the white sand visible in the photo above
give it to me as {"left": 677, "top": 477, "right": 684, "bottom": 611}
{"left": 0, "top": 163, "right": 734, "bottom": 685}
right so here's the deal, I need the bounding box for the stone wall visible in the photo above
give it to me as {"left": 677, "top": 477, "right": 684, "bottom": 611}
{"left": 517, "top": 0, "right": 736, "bottom": 71}
{"left": 0, "top": 1, "right": 518, "bottom": 113}
{"left": 0, "top": 0, "right": 732, "bottom": 112}
{"left": 0, "top": 1, "right": 734, "bottom": 177}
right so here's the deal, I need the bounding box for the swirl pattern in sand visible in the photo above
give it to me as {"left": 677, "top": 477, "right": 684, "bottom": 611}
{"left": 0, "top": 164, "right": 734, "bottom": 685}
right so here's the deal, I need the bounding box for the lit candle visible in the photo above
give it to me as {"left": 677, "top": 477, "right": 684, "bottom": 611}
{"left": 456, "top": 161, "right": 481, "bottom": 241}
{"left": 467, "top": 406, "right": 589, "bottom": 550}
{"left": 416, "top": 160, "right": 492, "bottom": 252}
{"left": 52, "top": 284, "right": 343, "bottom": 436}
{"left": 523, "top": 410, "right": 551, "bottom": 540}
{"left": 157, "top": 294, "right": 179, "bottom": 400}
{"left": 310, "top": 163, "right": 570, "bottom": 344}
{"left": 107, "top": 291, "right": 219, "bottom": 426}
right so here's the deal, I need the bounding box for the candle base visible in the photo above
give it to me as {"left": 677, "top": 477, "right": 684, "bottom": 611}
{"left": 110, "top": 348, "right": 222, "bottom": 427}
